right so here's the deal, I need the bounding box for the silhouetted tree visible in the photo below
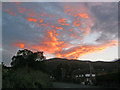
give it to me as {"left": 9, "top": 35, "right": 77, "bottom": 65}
{"left": 11, "top": 49, "right": 46, "bottom": 68}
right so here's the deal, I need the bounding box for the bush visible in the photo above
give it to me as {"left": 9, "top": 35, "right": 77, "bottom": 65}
{"left": 2, "top": 67, "right": 53, "bottom": 88}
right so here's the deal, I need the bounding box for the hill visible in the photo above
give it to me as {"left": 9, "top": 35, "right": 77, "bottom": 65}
{"left": 44, "top": 58, "right": 120, "bottom": 75}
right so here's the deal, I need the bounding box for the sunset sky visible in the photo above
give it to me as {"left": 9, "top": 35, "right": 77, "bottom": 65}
{"left": 2, "top": 2, "right": 118, "bottom": 65}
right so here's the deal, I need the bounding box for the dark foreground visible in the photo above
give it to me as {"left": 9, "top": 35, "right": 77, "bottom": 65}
{"left": 53, "top": 82, "right": 98, "bottom": 88}
{"left": 53, "top": 82, "right": 120, "bottom": 90}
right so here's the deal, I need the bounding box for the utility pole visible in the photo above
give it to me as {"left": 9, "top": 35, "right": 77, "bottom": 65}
{"left": 61, "top": 68, "right": 63, "bottom": 81}
{"left": 89, "top": 62, "right": 92, "bottom": 85}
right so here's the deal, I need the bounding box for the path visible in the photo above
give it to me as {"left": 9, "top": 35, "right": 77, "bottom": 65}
{"left": 53, "top": 82, "right": 98, "bottom": 88}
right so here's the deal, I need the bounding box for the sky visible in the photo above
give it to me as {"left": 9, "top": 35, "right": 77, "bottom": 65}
{"left": 2, "top": 2, "right": 118, "bottom": 65}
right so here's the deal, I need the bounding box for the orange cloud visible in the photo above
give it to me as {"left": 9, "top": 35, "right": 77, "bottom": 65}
{"left": 28, "top": 18, "right": 37, "bottom": 22}
{"left": 4, "top": 9, "right": 16, "bottom": 16}
{"left": 39, "top": 19, "right": 43, "bottom": 23}
{"left": 14, "top": 43, "right": 25, "bottom": 48}
{"left": 73, "top": 21, "right": 80, "bottom": 27}
{"left": 14, "top": 39, "right": 118, "bottom": 60}
{"left": 31, "top": 30, "right": 67, "bottom": 54}
{"left": 69, "top": 29, "right": 73, "bottom": 32}
{"left": 17, "top": 7, "right": 26, "bottom": 13}
{"left": 56, "top": 27, "right": 63, "bottom": 30}
{"left": 16, "top": 2, "right": 21, "bottom": 5}
{"left": 78, "top": 13, "right": 88, "bottom": 18}
{"left": 60, "top": 40, "right": 118, "bottom": 59}
{"left": 58, "top": 18, "right": 69, "bottom": 26}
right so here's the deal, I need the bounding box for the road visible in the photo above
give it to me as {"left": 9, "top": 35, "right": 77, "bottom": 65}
{"left": 53, "top": 82, "right": 98, "bottom": 88}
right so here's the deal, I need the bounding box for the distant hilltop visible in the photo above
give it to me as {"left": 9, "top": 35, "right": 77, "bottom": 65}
{"left": 46, "top": 57, "right": 120, "bottom": 62}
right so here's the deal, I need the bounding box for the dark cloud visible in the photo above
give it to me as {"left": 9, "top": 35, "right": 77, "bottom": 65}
{"left": 89, "top": 2, "right": 118, "bottom": 42}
